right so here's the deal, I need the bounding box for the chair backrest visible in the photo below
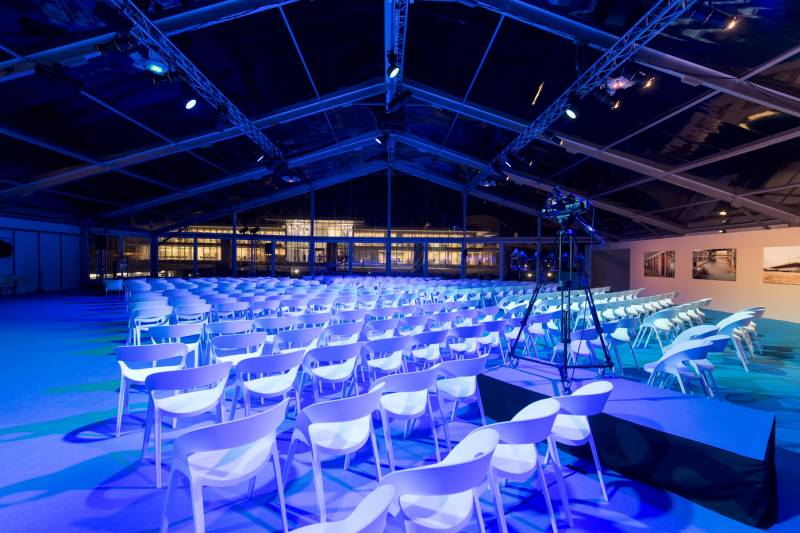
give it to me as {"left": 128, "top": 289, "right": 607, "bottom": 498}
{"left": 210, "top": 331, "right": 267, "bottom": 355}
{"left": 319, "top": 485, "right": 396, "bottom": 533}
{"left": 363, "top": 318, "right": 399, "bottom": 337}
{"left": 149, "top": 323, "right": 203, "bottom": 342}
{"left": 672, "top": 324, "right": 718, "bottom": 345}
{"left": 305, "top": 342, "right": 364, "bottom": 365}
{"left": 173, "top": 397, "right": 288, "bottom": 463}
{"left": 449, "top": 323, "right": 485, "bottom": 340}
{"left": 254, "top": 315, "right": 297, "bottom": 333}
{"left": 145, "top": 361, "right": 232, "bottom": 392}
{"left": 334, "top": 309, "right": 368, "bottom": 323}
{"left": 555, "top": 380, "right": 613, "bottom": 416}
{"left": 295, "top": 312, "right": 331, "bottom": 328}
{"left": 205, "top": 319, "right": 253, "bottom": 336}
{"left": 116, "top": 342, "right": 187, "bottom": 364}
{"left": 716, "top": 312, "right": 755, "bottom": 333}
{"left": 273, "top": 326, "right": 323, "bottom": 352}
{"left": 371, "top": 366, "right": 439, "bottom": 394}
{"left": 131, "top": 306, "right": 173, "bottom": 320}
{"left": 409, "top": 329, "right": 450, "bottom": 347}
{"left": 301, "top": 382, "right": 385, "bottom": 426}
{"left": 479, "top": 397, "right": 560, "bottom": 445}
{"left": 362, "top": 336, "right": 412, "bottom": 358}
{"left": 380, "top": 429, "right": 499, "bottom": 498}
{"left": 237, "top": 349, "right": 305, "bottom": 377}
{"left": 437, "top": 354, "right": 488, "bottom": 378}
{"left": 320, "top": 322, "right": 364, "bottom": 345}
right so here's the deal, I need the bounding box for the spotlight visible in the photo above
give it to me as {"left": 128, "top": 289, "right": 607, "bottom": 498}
{"left": 719, "top": 209, "right": 728, "bottom": 217}
{"left": 503, "top": 160, "right": 512, "bottom": 168}
{"left": 375, "top": 137, "right": 383, "bottom": 145}
{"left": 375, "top": 133, "right": 389, "bottom": 145}
{"left": 256, "top": 154, "right": 265, "bottom": 163}
{"left": 612, "top": 99, "right": 621, "bottom": 111}
{"left": 145, "top": 61, "right": 168, "bottom": 75}
{"left": 387, "top": 52, "right": 400, "bottom": 79}
{"left": 725, "top": 16, "right": 739, "bottom": 31}
{"left": 564, "top": 99, "right": 578, "bottom": 120}
{"left": 643, "top": 76, "right": 655, "bottom": 89}
{"left": 184, "top": 98, "right": 197, "bottom": 110}
{"left": 718, "top": 229, "right": 726, "bottom": 234}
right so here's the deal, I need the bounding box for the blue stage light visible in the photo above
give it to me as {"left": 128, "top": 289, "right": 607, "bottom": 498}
{"left": 565, "top": 107, "right": 577, "bottom": 120}
{"left": 146, "top": 61, "right": 167, "bottom": 75}
{"left": 184, "top": 98, "right": 197, "bottom": 110}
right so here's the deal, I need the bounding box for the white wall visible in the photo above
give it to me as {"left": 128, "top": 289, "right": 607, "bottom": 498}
{"left": 0, "top": 216, "right": 82, "bottom": 293}
{"left": 599, "top": 226, "right": 800, "bottom": 323}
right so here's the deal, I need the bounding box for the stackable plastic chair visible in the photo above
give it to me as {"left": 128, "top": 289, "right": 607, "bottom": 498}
{"left": 203, "top": 319, "right": 254, "bottom": 347}
{"left": 129, "top": 306, "right": 173, "bottom": 345}
{"left": 273, "top": 326, "right": 323, "bottom": 354}
{"left": 209, "top": 331, "right": 266, "bottom": 367}
{"left": 115, "top": 343, "right": 188, "bottom": 437}
{"left": 448, "top": 324, "right": 485, "bottom": 359}
{"left": 476, "top": 398, "right": 572, "bottom": 533}
{"left": 361, "top": 336, "right": 410, "bottom": 380}
{"left": 319, "top": 322, "right": 363, "bottom": 346}
{"left": 304, "top": 343, "right": 364, "bottom": 401}
{"left": 284, "top": 384, "right": 385, "bottom": 522}
{"left": 362, "top": 318, "right": 399, "bottom": 340}
{"left": 408, "top": 330, "right": 449, "bottom": 368}
{"left": 160, "top": 398, "right": 290, "bottom": 533}
{"left": 231, "top": 349, "right": 305, "bottom": 419}
{"left": 476, "top": 319, "right": 506, "bottom": 361}
{"left": 296, "top": 312, "right": 332, "bottom": 329}
{"left": 644, "top": 338, "right": 714, "bottom": 395}
{"left": 437, "top": 354, "right": 489, "bottom": 449}
{"left": 550, "top": 381, "right": 613, "bottom": 501}
{"left": 716, "top": 312, "right": 756, "bottom": 371}
{"left": 143, "top": 362, "right": 232, "bottom": 488}
{"left": 370, "top": 367, "right": 443, "bottom": 471}
{"left": 174, "top": 303, "right": 212, "bottom": 325}
{"left": 333, "top": 309, "right": 368, "bottom": 324}
{"left": 290, "top": 485, "right": 395, "bottom": 533}
{"left": 379, "top": 428, "right": 499, "bottom": 533}
{"left": 398, "top": 315, "right": 428, "bottom": 336}
{"left": 149, "top": 323, "right": 203, "bottom": 368}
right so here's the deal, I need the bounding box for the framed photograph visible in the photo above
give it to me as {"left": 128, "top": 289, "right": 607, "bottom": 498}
{"left": 763, "top": 246, "right": 800, "bottom": 285}
{"left": 644, "top": 250, "right": 675, "bottom": 278}
{"left": 692, "top": 249, "right": 736, "bottom": 281}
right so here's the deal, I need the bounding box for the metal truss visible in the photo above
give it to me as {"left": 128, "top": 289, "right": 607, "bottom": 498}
{"left": 394, "top": 132, "right": 685, "bottom": 234}
{"left": 109, "top": 0, "right": 284, "bottom": 161}
{"left": 1, "top": 81, "right": 383, "bottom": 198}
{"left": 472, "top": 0, "right": 696, "bottom": 186}
{"left": 0, "top": 0, "right": 297, "bottom": 84}
{"left": 385, "top": 0, "right": 411, "bottom": 106}
{"left": 106, "top": 131, "right": 381, "bottom": 219}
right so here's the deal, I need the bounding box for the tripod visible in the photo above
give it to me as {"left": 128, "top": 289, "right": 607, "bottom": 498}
{"left": 508, "top": 223, "right": 613, "bottom": 393}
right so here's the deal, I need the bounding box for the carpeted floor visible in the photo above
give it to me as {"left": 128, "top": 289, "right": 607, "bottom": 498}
{"left": 0, "top": 292, "right": 797, "bottom": 532}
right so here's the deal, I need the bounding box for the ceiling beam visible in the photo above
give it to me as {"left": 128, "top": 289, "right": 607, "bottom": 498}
{"left": 156, "top": 161, "right": 387, "bottom": 232}
{"left": 0, "top": 81, "right": 383, "bottom": 200}
{"left": 466, "top": 0, "right": 800, "bottom": 118}
{"left": 394, "top": 132, "right": 685, "bottom": 234}
{"left": 558, "top": 136, "right": 800, "bottom": 225}
{"left": 0, "top": 0, "right": 296, "bottom": 84}
{"left": 105, "top": 131, "right": 380, "bottom": 218}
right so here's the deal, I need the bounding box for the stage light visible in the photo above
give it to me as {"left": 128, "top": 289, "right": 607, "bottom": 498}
{"left": 564, "top": 100, "right": 578, "bottom": 120}
{"left": 612, "top": 99, "right": 621, "bottom": 111}
{"left": 146, "top": 61, "right": 167, "bottom": 75}
{"left": 719, "top": 209, "right": 728, "bottom": 217}
{"left": 387, "top": 52, "right": 400, "bottom": 79}
{"left": 718, "top": 229, "right": 726, "bottom": 233}
{"left": 531, "top": 81, "right": 545, "bottom": 106}
{"left": 375, "top": 137, "right": 382, "bottom": 145}
{"left": 725, "top": 17, "right": 739, "bottom": 31}
{"left": 184, "top": 98, "right": 197, "bottom": 110}
{"left": 643, "top": 76, "right": 655, "bottom": 89}
{"left": 256, "top": 154, "right": 265, "bottom": 162}
{"left": 528, "top": 160, "right": 534, "bottom": 167}
{"left": 503, "top": 160, "right": 512, "bottom": 168}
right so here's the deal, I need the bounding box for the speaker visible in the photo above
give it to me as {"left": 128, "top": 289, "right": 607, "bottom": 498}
{"left": 0, "top": 239, "right": 11, "bottom": 258}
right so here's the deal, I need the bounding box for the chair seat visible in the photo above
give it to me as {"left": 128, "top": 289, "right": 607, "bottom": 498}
{"left": 412, "top": 345, "right": 441, "bottom": 362}
{"left": 399, "top": 490, "right": 473, "bottom": 531}
{"left": 491, "top": 443, "right": 537, "bottom": 480}
{"left": 643, "top": 361, "right": 698, "bottom": 376}
{"left": 380, "top": 390, "right": 428, "bottom": 418}
{"left": 551, "top": 414, "right": 591, "bottom": 445}
{"left": 186, "top": 435, "right": 274, "bottom": 485}
{"left": 610, "top": 329, "right": 631, "bottom": 343}
{"left": 155, "top": 388, "right": 223, "bottom": 417}
{"left": 122, "top": 364, "right": 181, "bottom": 384}
{"left": 308, "top": 415, "right": 371, "bottom": 453}
{"left": 312, "top": 358, "right": 357, "bottom": 382}
{"left": 246, "top": 371, "right": 297, "bottom": 397}
{"left": 449, "top": 341, "right": 476, "bottom": 354}
{"left": 437, "top": 376, "right": 476, "bottom": 399}
{"left": 216, "top": 352, "right": 260, "bottom": 367}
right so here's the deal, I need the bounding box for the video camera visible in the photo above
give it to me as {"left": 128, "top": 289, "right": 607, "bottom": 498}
{"left": 541, "top": 188, "right": 589, "bottom": 225}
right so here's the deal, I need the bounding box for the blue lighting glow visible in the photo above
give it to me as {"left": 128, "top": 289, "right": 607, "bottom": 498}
{"left": 184, "top": 98, "right": 197, "bottom": 110}
{"left": 565, "top": 108, "right": 577, "bottom": 120}
{"left": 146, "top": 62, "right": 167, "bottom": 75}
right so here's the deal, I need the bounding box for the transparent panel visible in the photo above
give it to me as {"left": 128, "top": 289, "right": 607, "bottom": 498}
{"left": 466, "top": 242, "right": 500, "bottom": 279}
{"left": 89, "top": 234, "right": 121, "bottom": 280}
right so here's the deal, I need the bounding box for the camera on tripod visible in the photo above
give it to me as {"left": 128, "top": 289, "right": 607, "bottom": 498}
{"left": 541, "top": 188, "right": 589, "bottom": 225}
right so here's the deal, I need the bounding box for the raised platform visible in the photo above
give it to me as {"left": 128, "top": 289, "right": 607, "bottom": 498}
{"left": 478, "top": 360, "right": 778, "bottom": 528}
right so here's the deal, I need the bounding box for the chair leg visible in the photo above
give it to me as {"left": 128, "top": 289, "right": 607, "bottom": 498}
{"left": 473, "top": 489, "right": 486, "bottom": 533}
{"left": 450, "top": 400, "right": 459, "bottom": 422}
{"left": 427, "top": 400, "right": 441, "bottom": 463}
{"left": 310, "top": 445, "right": 327, "bottom": 522}
{"left": 547, "top": 438, "right": 573, "bottom": 528}
{"left": 229, "top": 386, "right": 240, "bottom": 421}
{"left": 629, "top": 344, "right": 639, "bottom": 369}
{"left": 588, "top": 433, "right": 608, "bottom": 502}
{"left": 189, "top": 481, "right": 205, "bottom": 533}
{"left": 272, "top": 447, "right": 289, "bottom": 533}
{"left": 116, "top": 379, "right": 127, "bottom": 438}
{"left": 282, "top": 438, "right": 297, "bottom": 486}
{"left": 160, "top": 469, "right": 179, "bottom": 533}
{"left": 142, "top": 400, "right": 154, "bottom": 459}
{"left": 370, "top": 423, "right": 382, "bottom": 481}
{"left": 475, "top": 388, "right": 487, "bottom": 426}
{"left": 436, "top": 395, "right": 452, "bottom": 452}
{"left": 488, "top": 471, "right": 508, "bottom": 533}
{"left": 155, "top": 410, "right": 163, "bottom": 489}
{"left": 536, "top": 460, "right": 559, "bottom": 533}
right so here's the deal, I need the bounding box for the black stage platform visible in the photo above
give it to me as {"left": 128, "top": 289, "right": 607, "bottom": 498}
{"left": 478, "top": 361, "right": 777, "bottom": 528}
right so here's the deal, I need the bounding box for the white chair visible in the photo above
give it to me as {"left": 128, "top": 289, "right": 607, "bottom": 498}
{"left": 231, "top": 348, "right": 305, "bottom": 419}
{"left": 361, "top": 336, "right": 409, "bottom": 380}
{"left": 129, "top": 305, "right": 173, "bottom": 345}
{"left": 143, "top": 362, "right": 232, "bottom": 488}
{"left": 174, "top": 303, "right": 212, "bottom": 325}
{"left": 284, "top": 384, "right": 385, "bottom": 522}
{"left": 550, "top": 381, "right": 613, "bottom": 501}
{"left": 379, "top": 428, "right": 500, "bottom": 533}
{"left": 644, "top": 338, "right": 714, "bottom": 394}
{"left": 149, "top": 323, "right": 203, "bottom": 368}
{"left": 104, "top": 278, "right": 123, "bottom": 296}
{"left": 209, "top": 331, "right": 266, "bottom": 367}
{"left": 290, "top": 485, "right": 395, "bottom": 533}
{"left": 409, "top": 330, "right": 449, "bottom": 368}
{"left": 319, "top": 322, "right": 363, "bottom": 346}
{"left": 115, "top": 343, "right": 187, "bottom": 437}
{"left": 371, "top": 367, "right": 443, "bottom": 472}
{"left": 436, "top": 354, "right": 489, "bottom": 449}
{"left": 160, "top": 398, "right": 290, "bottom": 533}
{"left": 304, "top": 343, "right": 364, "bottom": 401}
{"left": 448, "top": 324, "right": 485, "bottom": 359}
{"left": 478, "top": 398, "right": 572, "bottom": 533}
